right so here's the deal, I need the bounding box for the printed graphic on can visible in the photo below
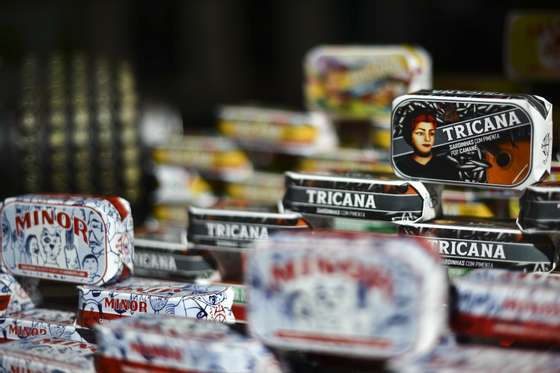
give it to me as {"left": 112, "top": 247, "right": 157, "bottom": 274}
{"left": 391, "top": 91, "right": 552, "bottom": 188}
{"left": 305, "top": 46, "right": 431, "bottom": 121}
{"left": 248, "top": 231, "right": 447, "bottom": 358}
{"left": 282, "top": 172, "right": 439, "bottom": 223}
{"left": 0, "top": 308, "right": 88, "bottom": 343}
{"left": 0, "top": 274, "right": 35, "bottom": 317}
{"left": 188, "top": 207, "right": 309, "bottom": 250}
{"left": 452, "top": 269, "right": 560, "bottom": 344}
{"left": 0, "top": 195, "right": 133, "bottom": 285}
{"left": 77, "top": 279, "right": 235, "bottom": 328}
{"left": 0, "top": 337, "right": 96, "bottom": 373}
{"left": 397, "top": 219, "right": 557, "bottom": 272}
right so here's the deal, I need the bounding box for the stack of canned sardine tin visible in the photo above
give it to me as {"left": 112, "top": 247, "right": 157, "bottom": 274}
{"left": 0, "top": 195, "right": 255, "bottom": 372}
{"left": 183, "top": 46, "right": 560, "bottom": 371}
{"left": 2, "top": 44, "right": 560, "bottom": 372}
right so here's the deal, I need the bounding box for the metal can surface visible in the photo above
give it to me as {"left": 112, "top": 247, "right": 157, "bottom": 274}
{"left": 283, "top": 171, "right": 441, "bottom": 223}
{"left": 247, "top": 231, "right": 447, "bottom": 358}
{"left": 0, "top": 194, "right": 134, "bottom": 285}
{"left": 452, "top": 269, "right": 560, "bottom": 345}
{"left": 397, "top": 218, "right": 557, "bottom": 272}
{"left": 391, "top": 90, "right": 552, "bottom": 189}
{"left": 0, "top": 337, "right": 96, "bottom": 373}
{"left": 95, "top": 315, "right": 280, "bottom": 373}
{"left": 77, "top": 277, "right": 235, "bottom": 328}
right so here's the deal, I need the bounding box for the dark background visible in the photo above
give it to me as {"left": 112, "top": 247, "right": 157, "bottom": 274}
{"left": 0, "top": 0, "right": 558, "bottom": 129}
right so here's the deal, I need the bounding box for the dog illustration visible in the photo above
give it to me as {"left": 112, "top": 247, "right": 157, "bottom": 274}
{"left": 40, "top": 227, "right": 63, "bottom": 267}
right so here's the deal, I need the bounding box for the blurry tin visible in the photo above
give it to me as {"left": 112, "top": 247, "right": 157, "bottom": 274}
{"left": 224, "top": 172, "right": 285, "bottom": 205}
{"left": 95, "top": 315, "right": 280, "bottom": 373}
{"left": 506, "top": 11, "right": 560, "bottom": 81}
{"left": 441, "top": 189, "right": 494, "bottom": 218}
{"left": 0, "top": 194, "right": 134, "bottom": 285}
{"left": 77, "top": 277, "right": 235, "bottom": 328}
{"left": 197, "top": 279, "right": 247, "bottom": 322}
{"left": 305, "top": 45, "right": 431, "bottom": 121}
{"left": 134, "top": 229, "right": 214, "bottom": 280}
{"left": 152, "top": 136, "right": 252, "bottom": 182}
{"left": 390, "top": 335, "right": 560, "bottom": 372}
{"left": 452, "top": 268, "right": 560, "bottom": 345}
{"left": 134, "top": 245, "right": 214, "bottom": 280}
{"left": 247, "top": 231, "right": 447, "bottom": 358}
{"left": 391, "top": 90, "right": 552, "bottom": 189}
{"left": 517, "top": 181, "right": 560, "bottom": 233}
{"left": 153, "top": 165, "right": 216, "bottom": 207}
{"left": 0, "top": 337, "right": 95, "bottom": 373}
{"left": 0, "top": 274, "right": 35, "bottom": 317}
{"left": 397, "top": 218, "right": 557, "bottom": 272}
{"left": 188, "top": 206, "right": 310, "bottom": 282}
{"left": 283, "top": 172, "right": 440, "bottom": 223}
{"left": 218, "top": 105, "right": 337, "bottom": 155}
{"left": 0, "top": 308, "right": 90, "bottom": 343}
{"left": 188, "top": 206, "right": 309, "bottom": 250}
{"left": 297, "top": 147, "right": 391, "bottom": 175}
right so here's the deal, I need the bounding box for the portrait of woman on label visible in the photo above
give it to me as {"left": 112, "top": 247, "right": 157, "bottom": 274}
{"left": 395, "top": 112, "right": 458, "bottom": 180}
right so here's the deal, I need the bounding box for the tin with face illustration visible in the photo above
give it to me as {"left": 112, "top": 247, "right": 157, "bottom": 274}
{"left": 391, "top": 90, "right": 552, "bottom": 189}
{"left": 0, "top": 194, "right": 134, "bottom": 285}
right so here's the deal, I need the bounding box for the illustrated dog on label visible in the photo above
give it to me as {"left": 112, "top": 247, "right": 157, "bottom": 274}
{"left": 40, "top": 227, "right": 64, "bottom": 267}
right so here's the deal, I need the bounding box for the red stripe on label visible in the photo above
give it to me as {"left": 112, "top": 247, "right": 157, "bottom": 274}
{"left": 232, "top": 304, "right": 246, "bottom": 321}
{"left": 453, "top": 313, "right": 560, "bottom": 344}
{"left": 77, "top": 310, "right": 126, "bottom": 328}
{"left": 275, "top": 330, "right": 392, "bottom": 348}
{"left": 96, "top": 356, "right": 205, "bottom": 373}
{"left": 18, "top": 264, "right": 88, "bottom": 278}
{"left": 0, "top": 295, "right": 10, "bottom": 311}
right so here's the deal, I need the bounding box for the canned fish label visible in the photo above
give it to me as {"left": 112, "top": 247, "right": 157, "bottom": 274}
{"left": 0, "top": 308, "right": 88, "bottom": 342}
{"left": 77, "top": 278, "right": 235, "bottom": 328}
{"left": 152, "top": 136, "right": 253, "bottom": 182}
{"left": 305, "top": 46, "right": 431, "bottom": 121}
{"left": 283, "top": 172, "right": 440, "bottom": 223}
{"left": 218, "top": 106, "right": 337, "bottom": 155}
{"left": 248, "top": 231, "right": 447, "bottom": 358}
{"left": 134, "top": 246, "right": 215, "bottom": 279}
{"left": 197, "top": 280, "right": 247, "bottom": 322}
{"left": 0, "top": 337, "right": 96, "bottom": 373}
{"left": 188, "top": 207, "right": 310, "bottom": 250}
{"left": 0, "top": 274, "right": 35, "bottom": 317}
{"left": 0, "top": 194, "right": 134, "bottom": 285}
{"left": 398, "top": 219, "right": 557, "bottom": 272}
{"left": 95, "top": 315, "right": 281, "bottom": 373}
{"left": 453, "top": 269, "right": 560, "bottom": 344}
{"left": 390, "top": 337, "right": 560, "bottom": 372}
{"left": 391, "top": 90, "right": 552, "bottom": 189}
